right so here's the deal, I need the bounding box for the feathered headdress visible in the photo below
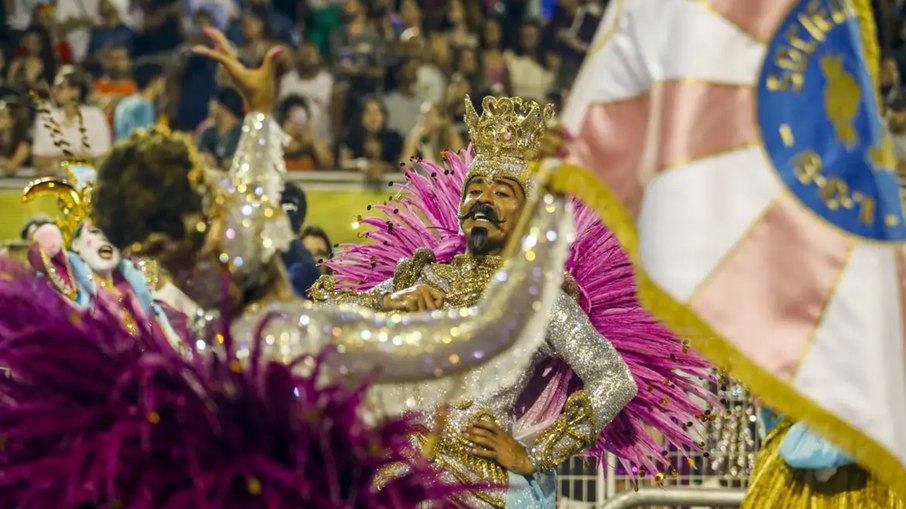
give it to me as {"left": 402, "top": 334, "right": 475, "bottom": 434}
{"left": 323, "top": 147, "right": 718, "bottom": 479}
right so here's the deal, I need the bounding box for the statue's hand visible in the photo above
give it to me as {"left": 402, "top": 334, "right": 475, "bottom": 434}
{"left": 192, "top": 27, "right": 284, "bottom": 114}
{"left": 465, "top": 419, "right": 536, "bottom": 475}
{"left": 383, "top": 284, "right": 445, "bottom": 312}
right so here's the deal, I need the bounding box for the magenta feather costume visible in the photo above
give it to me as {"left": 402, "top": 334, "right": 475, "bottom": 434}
{"left": 324, "top": 149, "right": 717, "bottom": 477}
{"left": 0, "top": 265, "right": 460, "bottom": 509}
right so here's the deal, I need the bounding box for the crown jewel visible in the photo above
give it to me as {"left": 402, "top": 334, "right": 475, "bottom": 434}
{"left": 463, "top": 95, "right": 555, "bottom": 193}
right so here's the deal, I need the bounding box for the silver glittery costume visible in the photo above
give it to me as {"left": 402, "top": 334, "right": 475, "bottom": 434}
{"left": 317, "top": 255, "right": 638, "bottom": 507}
{"left": 310, "top": 96, "right": 638, "bottom": 507}
{"left": 202, "top": 112, "right": 578, "bottom": 418}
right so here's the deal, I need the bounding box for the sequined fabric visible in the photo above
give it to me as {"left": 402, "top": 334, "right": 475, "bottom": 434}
{"left": 318, "top": 242, "right": 637, "bottom": 507}
{"left": 216, "top": 113, "right": 294, "bottom": 285}
{"left": 231, "top": 193, "right": 574, "bottom": 422}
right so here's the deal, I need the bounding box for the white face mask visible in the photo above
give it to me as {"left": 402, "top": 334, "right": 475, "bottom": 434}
{"left": 71, "top": 222, "right": 122, "bottom": 276}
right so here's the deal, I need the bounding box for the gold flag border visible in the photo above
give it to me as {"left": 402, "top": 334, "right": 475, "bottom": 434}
{"left": 548, "top": 164, "right": 906, "bottom": 500}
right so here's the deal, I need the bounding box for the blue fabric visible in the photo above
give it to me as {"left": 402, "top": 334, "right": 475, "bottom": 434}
{"left": 68, "top": 252, "right": 95, "bottom": 309}
{"left": 505, "top": 470, "right": 556, "bottom": 508}
{"left": 283, "top": 240, "right": 320, "bottom": 298}
{"left": 761, "top": 408, "right": 855, "bottom": 470}
{"left": 118, "top": 259, "right": 154, "bottom": 314}
{"left": 779, "top": 421, "right": 854, "bottom": 470}
{"left": 114, "top": 96, "right": 155, "bottom": 140}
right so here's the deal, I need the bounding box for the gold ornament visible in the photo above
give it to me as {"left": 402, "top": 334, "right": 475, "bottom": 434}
{"left": 463, "top": 95, "right": 556, "bottom": 194}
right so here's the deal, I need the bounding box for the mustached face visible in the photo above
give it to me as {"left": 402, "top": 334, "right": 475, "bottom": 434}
{"left": 72, "top": 222, "right": 122, "bottom": 276}
{"left": 459, "top": 176, "right": 525, "bottom": 255}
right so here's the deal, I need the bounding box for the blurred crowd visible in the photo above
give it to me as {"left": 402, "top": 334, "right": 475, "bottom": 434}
{"left": 0, "top": 0, "right": 606, "bottom": 178}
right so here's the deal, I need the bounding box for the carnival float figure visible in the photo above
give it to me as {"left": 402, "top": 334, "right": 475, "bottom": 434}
{"left": 0, "top": 29, "right": 581, "bottom": 508}
{"left": 22, "top": 162, "right": 186, "bottom": 346}
{"left": 311, "top": 95, "right": 717, "bottom": 508}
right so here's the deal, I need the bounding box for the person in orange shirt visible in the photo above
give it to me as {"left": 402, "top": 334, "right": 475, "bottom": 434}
{"left": 91, "top": 44, "right": 136, "bottom": 128}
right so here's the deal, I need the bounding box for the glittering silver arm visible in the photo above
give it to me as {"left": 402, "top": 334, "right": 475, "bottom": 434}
{"left": 528, "top": 294, "right": 638, "bottom": 471}
{"left": 299, "top": 193, "right": 573, "bottom": 414}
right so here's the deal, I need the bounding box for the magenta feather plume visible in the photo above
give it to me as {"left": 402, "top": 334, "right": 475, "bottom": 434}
{"left": 325, "top": 149, "right": 718, "bottom": 476}
{"left": 323, "top": 152, "right": 470, "bottom": 286}
{"left": 0, "top": 263, "right": 459, "bottom": 508}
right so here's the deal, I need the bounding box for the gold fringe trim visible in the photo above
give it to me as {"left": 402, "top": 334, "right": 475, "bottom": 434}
{"left": 853, "top": 0, "right": 880, "bottom": 99}
{"left": 742, "top": 421, "right": 904, "bottom": 508}
{"left": 547, "top": 164, "right": 906, "bottom": 501}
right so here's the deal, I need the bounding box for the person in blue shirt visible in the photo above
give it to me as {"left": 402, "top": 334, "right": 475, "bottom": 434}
{"left": 279, "top": 182, "right": 321, "bottom": 298}
{"left": 113, "top": 63, "right": 166, "bottom": 140}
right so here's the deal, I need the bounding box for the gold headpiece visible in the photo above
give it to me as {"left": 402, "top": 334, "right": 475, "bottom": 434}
{"left": 22, "top": 163, "right": 96, "bottom": 246}
{"left": 463, "top": 95, "right": 555, "bottom": 194}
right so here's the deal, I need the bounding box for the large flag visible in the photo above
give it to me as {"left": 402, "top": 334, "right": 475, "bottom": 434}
{"left": 558, "top": 0, "right": 906, "bottom": 496}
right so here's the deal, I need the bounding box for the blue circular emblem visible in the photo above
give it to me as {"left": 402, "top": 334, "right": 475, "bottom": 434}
{"left": 758, "top": 0, "right": 906, "bottom": 241}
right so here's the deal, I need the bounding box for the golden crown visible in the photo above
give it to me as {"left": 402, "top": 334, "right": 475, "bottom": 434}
{"left": 463, "top": 95, "right": 555, "bottom": 192}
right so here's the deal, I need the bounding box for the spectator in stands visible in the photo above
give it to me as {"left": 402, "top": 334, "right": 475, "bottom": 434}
{"left": 339, "top": 96, "right": 403, "bottom": 178}
{"left": 54, "top": 0, "right": 104, "bottom": 63}
{"left": 446, "top": 72, "right": 473, "bottom": 137}
{"left": 505, "top": 20, "right": 554, "bottom": 100}
{"left": 883, "top": 54, "right": 900, "bottom": 101}
{"left": 235, "top": 6, "right": 278, "bottom": 67}
{"left": 33, "top": 67, "right": 111, "bottom": 176}
{"left": 87, "top": 0, "right": 135, "bottom": 57}
{"left": 453, "top": 46, "right": 483, "bottom": 92}
{"left": 0, "top": 99, "right": 32, "bottom": 176}
{"left": 91, "top": 43, "right": 135, "bottom": 122}
{"left": 479, "top": 19, "right": 509, "bottom": 92}
{"left": 114, "top": 62, "right": 165, "bottom": 140}
{"left": 332, "top": 0, "right": 388, "bottom": 120}
{"left": 8, "top": 25, "right": 56, "bottom": 89}
{"left": 279, "top": 95, "right": 335, "bottom": 171}
{"left": 227, "top": 0, "right": 297, "bottom": 48}
{"left": 886, "top": 89, "right": 906, "bottom": 167}
{"left": 301, "top": 225, "right": 333, "bottom": 274}
{"left": 441, "top": 0, "right": 479, "bottom": 49}
{"left": 397, "top": 0, "right": 423, "bottom": 37}
{"left": 279, "top": 42, "right": 334, "bottom": 144}
{"left": 197, "top": 87, "right": 244, "bottom": 168}
{"left": 542, "top": 0, "right": 602, "bottom": 88}
{"left": 384, "top": 57, "right": 427, "bottom": 135}
{"left": 133, "top": 0, "right": 182, "bottom": 57}
{"left": 416, "top": 33, "right": 450, "bottom": 106}
{"left": 304, "top": 0, "right": 345, "bottom": 54}
{"left": 280, "top": 182, "right": 321, "bottom": 297}
{"left": 401, "top": 102, "right": 464, "bottom": 162}
{"left": 184, "top": 0, "right": 237, "bottom": 32}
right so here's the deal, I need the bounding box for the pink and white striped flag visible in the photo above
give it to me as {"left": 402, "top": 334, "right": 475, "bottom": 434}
{"left": 561, "top": 0, "right": 906, "bottom": 494}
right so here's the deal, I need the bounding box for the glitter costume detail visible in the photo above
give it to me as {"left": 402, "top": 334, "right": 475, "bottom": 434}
{"left": 527, "top": 391, "right": 596, "bottom": 474}
{"left": 320, "top": 145, "right": 715, "bottom": 481}
{"left": 233, "top": 191, "right": 574, "bottom": 416}
{"left": 320, "top": 262, "right": 636, "bottom": 507}
{"left": 215, "top": 113, "right": 294, "bottom": 281}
